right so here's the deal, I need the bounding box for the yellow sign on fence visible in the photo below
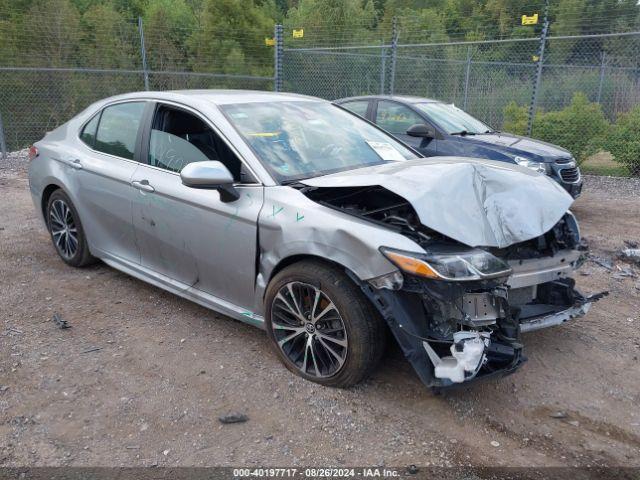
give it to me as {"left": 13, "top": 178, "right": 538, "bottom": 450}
{"left": 521, "top": 13, "right": 539, "bottom": 25}
{"left": 293, "top": 28, "right": 304, "bottom": 39}
{"left": 265, "top": 37, "right": 275, "bottom": 46}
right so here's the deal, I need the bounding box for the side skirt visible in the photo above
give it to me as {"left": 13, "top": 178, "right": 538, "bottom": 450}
{"left": 97, "top": 250, "right": 266, "bottom": 330}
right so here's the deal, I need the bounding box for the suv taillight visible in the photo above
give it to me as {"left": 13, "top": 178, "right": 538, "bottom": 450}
{"left": 28, "top": 146, "right": 38, "bottom": 160}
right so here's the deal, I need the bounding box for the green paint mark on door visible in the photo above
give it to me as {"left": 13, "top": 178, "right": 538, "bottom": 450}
{"left": 270, "top": 205, "right": 284, "bottom": 217}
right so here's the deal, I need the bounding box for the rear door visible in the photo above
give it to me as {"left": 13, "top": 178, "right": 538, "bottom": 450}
{"left": 373, "top": 100, "right": 438, "bottom": 156}
{"left": 130, "top": 102, "right": 263, "bottom": 309}
{"left": 74, "top": 101, "right": 147, "bottom": 264}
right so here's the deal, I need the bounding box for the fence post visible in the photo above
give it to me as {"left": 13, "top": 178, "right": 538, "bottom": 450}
{"left": 527, "top": 2, "right": 549, "bottom": 136}
{"left": 463, "top": 46, "right": 472, "bottom": 110}
{"left": 274, "top": 24, "right": 283, "bottom": 92}
{"left": 596, "top": 50, "right": 607, "bottom": 104}
{"left": 379, "top": 47, "right": 386, "bottom": 95}
{"left": 388, "top": 17, "right": 398, "bottom": 95}
{"left": 138, "top": 16, "right": 150, "bottom": 91}
{"left": 0, "top": 112, "right": 7, "bottom": 160}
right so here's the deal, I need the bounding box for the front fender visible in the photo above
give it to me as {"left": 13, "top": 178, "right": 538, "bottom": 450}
{"left": 253, "top": 186, "right": 423, "bottom": 314}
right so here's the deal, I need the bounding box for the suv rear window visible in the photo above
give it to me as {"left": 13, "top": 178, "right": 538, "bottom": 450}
{"left": 94, "top": 102, "right": 146, "bottom": 160}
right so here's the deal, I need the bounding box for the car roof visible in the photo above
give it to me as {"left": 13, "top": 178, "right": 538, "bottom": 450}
{"left": 335, "top": 95, "right": 441, "bottom": 105}
{"left": 97, "top": 89, "right": 323, "bottom": 106}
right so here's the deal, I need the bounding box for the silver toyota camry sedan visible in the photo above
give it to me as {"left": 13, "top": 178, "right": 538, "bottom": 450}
{"left": 28, "top": 90, "right": 604, "bottom": 389}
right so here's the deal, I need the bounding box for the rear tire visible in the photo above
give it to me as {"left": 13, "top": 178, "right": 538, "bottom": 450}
{"left": 46, "top": 190, "right": 95, "bottom": 267}
{"left": 265, "top": 260, "right": 386, "bottom": 388}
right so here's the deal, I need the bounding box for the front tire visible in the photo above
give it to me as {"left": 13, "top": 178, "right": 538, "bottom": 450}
{"left": 265, "top": 260, "right": 386, "bottom": 388}
{"left": 46, "top": 190, "right": 95, "bottom": 267}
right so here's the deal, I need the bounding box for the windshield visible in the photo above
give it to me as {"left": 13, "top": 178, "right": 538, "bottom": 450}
{"left": 415, "top": 102, "right": 493, "bottom": 135}
{"left": 222, "top": 101, "right": 417, "bottom": 182}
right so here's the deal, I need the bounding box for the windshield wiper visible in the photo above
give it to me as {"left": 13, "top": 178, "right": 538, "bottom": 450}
{"left": 281, "top": 178, "right": 309, "bottom": 185}
{"left": 450, "top": 130, "right": 475, "bottom": 136}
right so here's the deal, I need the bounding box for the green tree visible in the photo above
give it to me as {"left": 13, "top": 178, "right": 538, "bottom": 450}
{"left": 502, "top": 101, "right": 529, "bottom": 135}
{"left": 603, "top": 106, "right": 640, "bottom": 176}
{"left": 533, "top": 92, "right": 609, "bottom": 162}
{"left": 24, "top": 0, "right": 81, "bottom": 67}
{"left": 80, "top": 3, "right": 137, "bottom": 69}
{"left": 143, "top": 0, "right": 197, "bottom": 71}
{"left": 189, "top": 0, "right": 277, "bottom": 76}
{"left": 503, "top": 93, "right": 610, "bottom": 163}
{"left": 286, "top": 0, "right": 378, "bottom": 46}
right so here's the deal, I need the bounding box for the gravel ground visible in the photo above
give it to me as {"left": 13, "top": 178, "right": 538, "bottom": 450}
{"left": 1, "top": 151, "right": 639, "bottom": 468}
{"left": 582, "top": 174, "right": 640, "bottom": 199}
{"left": 0, "top": 149, "right": 30, "bottom": 174}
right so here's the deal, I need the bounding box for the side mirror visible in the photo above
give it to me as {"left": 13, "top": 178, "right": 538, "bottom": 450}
{"left": 180, "top": 161, "right": 240, "bottom": 202}
{"left": 406, "top": 123, "right": 436, "bottom": 138}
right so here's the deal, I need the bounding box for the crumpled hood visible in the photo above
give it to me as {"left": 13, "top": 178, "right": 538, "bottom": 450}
{"left": 301, "top": 157, "right": 574, "bottom": 248}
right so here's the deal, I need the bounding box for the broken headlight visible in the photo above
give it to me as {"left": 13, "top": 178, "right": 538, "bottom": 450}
{"left": 514, "top": 155, "right": 548, "bottom": 174}
{"left": 380, "top": 247, "right": 512, "bottom": 281}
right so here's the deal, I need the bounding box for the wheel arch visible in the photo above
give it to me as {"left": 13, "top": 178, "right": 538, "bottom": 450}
{"left": 41, "top": 183, "right": 65, "bottom": 227}
{"left": 266, "top": 254, "right": 355, "bottom": 295}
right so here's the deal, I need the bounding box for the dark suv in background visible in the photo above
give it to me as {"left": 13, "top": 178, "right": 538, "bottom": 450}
{"left": 335, "top": 95, "right": 583, "bottom": 198}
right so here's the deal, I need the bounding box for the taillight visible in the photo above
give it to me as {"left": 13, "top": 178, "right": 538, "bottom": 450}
{"left": 28, "top": 146, "right": 38, "bottom": 160}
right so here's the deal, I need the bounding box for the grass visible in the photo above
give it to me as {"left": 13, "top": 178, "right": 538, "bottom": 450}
{"left": 580, "top": 151, "right": 631, "bottom": 177}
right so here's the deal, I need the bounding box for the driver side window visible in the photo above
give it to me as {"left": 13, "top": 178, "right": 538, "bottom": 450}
{"left": 375, "top": 101, "right": 424, "bottom": 135}
{"left": 149, "top": 105, "right": 244, "bottom": 180}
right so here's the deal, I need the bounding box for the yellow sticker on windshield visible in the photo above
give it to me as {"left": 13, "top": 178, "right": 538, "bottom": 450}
{"left": 248, "top": 132, "right": 280, "bottom": 137}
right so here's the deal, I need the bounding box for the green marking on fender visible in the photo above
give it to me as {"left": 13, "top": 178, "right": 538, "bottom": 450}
{"left": 296, "top": 212, "right": 304, "bottom": 222}
{"left": 270, "top": 205, "right": 284, "bottom": 217}
{"left": 241, "top": 311, "right": 253, "bottom": 318}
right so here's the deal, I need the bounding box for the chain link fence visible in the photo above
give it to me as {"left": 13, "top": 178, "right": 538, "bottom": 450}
{"left": 282, "top": 27, "right": 640, "bottom": 176}
{"left": 281, "top": 32, "right": 640, "bottom": 124}
{"left": 0, "top": 13, "right": 274, "bottom": 154}
{"left": 1, "top": 7, "right": 639, "bottom": 176}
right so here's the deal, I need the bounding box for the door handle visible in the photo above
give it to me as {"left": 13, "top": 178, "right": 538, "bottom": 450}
{"left": 131, "top": 180, "right": 155, "bottom": 193}
{"left": 70, "top": 159, "right": 83, "bottom": 170}
{"left": 53, "top": 157, "right": 83, "bottom": 169}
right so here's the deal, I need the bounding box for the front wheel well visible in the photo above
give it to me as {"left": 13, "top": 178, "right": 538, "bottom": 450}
{"left": 266, "top": 254, "right": 355, "bottom": 295}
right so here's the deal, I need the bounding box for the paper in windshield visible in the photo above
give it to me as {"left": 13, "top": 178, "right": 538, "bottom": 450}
{"left": 365, "top": 141, "right": 405, "bottom": 161}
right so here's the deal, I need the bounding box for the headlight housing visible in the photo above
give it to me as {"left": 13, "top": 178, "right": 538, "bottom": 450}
{"left": 380, "top": 247, "right": 512, "bottom": 282}
{"left": 514, "top": 155, "right": 547, "bottom": 174}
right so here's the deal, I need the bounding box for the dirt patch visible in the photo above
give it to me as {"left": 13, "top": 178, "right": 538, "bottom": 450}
{"left": 1, "top": 165, "right": 639, "bottom": 468}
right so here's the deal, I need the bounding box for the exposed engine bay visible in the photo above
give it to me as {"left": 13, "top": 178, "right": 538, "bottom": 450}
{"left": 301, "top": 185, "right": 606, "bottom": 388}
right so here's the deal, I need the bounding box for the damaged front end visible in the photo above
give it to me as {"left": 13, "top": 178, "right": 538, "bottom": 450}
{"left": 303, "top": 184, "right": 606, "bottom": 389}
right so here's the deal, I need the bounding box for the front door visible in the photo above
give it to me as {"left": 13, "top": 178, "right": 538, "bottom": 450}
{"left": 130, "top": 103, "right": 263, "bottom": 309}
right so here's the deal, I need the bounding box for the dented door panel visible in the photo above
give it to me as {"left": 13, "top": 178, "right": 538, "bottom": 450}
{"left": 131, "top": 164, "right": 263, "bottom": 310}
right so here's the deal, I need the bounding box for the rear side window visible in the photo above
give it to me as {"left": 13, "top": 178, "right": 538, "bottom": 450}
{"left": 94, "top": 102, "right": 146, "bottom": 160}
{"left": 341, "top": 100, "right": 369, "bottom": 118}
{"left": 79, "top": 113, "right": 100, "bottom": 148}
